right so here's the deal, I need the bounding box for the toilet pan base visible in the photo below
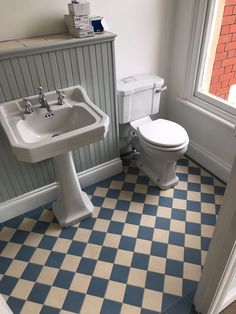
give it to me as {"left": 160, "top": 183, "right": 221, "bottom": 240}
{"left": 136, "top": 154, "right": 179, "bottom": 190}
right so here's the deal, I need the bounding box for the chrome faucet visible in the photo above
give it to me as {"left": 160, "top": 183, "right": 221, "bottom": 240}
{"left": 56, "top": 90, "right": 65, "bottom": 105}
{"left": 39, "top": 87, "right": 52, "bottom": 113}
{"left": 23, "top": 98, "right": 33, "bottom": 114}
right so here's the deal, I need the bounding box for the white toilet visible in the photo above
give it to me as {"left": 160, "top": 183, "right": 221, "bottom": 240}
{"left": 117, "top": 73, "right": 189, "bottom": 189}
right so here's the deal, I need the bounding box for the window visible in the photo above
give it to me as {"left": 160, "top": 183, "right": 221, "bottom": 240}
{"left": 195, "top": 0, "right": 236, "bottom": 115}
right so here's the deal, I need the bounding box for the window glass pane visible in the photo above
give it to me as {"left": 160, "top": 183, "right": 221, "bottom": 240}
{"left": 200, "top": 0, "right": 236, "bottom": 106}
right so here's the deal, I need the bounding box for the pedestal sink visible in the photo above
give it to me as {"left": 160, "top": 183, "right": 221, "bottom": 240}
{"left": 0, "top": 85, "right": 109, "bottom": 226}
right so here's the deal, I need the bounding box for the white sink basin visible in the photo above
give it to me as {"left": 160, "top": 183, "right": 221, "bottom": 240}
{"left": 0, "top": 85, "right": 109, "bottom": 163}
{"left": 0, "top": 85, "right": 110, "bottom": 227}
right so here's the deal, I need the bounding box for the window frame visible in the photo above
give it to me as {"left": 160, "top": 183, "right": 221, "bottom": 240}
{"left": 183, "top": 0, "right": 236, "bottom": 122}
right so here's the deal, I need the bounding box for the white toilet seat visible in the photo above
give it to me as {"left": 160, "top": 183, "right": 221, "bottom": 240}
{"left": 137, "top": 118, "right": 189, "bottom": 148}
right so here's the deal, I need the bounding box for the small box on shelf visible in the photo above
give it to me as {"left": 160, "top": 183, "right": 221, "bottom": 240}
{"left": 68, "top": 25, "right": 94, "bottom": 38}
{"left": 64, "top": 15, "right": 90, "bottom": 28}
{"left": 68, "top": 2, "right": 90, "bottom": 16}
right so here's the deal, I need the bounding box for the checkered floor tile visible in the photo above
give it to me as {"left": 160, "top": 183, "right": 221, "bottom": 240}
{"left": 0, "top": 154, "right": 225, "bottom": 314}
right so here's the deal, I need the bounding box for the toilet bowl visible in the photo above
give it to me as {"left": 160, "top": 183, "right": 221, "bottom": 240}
{"left": 117, "top": 73, "right": 189, "bottom": 189}
{"left": 131, "top": 117, "right": 189, "bottom": 189}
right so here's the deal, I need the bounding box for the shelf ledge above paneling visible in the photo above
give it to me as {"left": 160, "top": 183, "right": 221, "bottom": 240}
{"left": 0, "top": 32, "right": 116, "bottom": 60}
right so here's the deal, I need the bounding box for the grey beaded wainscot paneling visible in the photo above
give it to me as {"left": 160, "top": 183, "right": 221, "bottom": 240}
{"left": 0, "top": 33, "right": 120, "bottom": 203}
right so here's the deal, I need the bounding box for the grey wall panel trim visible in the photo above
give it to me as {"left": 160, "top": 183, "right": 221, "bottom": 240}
{"left": 0, "top": 36, "right": 120, "bottom": 203}
{"left": 0, "top": 32, "right": 117, "bottom": 61}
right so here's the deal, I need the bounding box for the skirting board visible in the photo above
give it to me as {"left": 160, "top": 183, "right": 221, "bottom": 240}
{"left": 0, "top": 158, "right": 122, "bottom": 223}
{"left": 187, "top": 140, "right": 231, "bottom": 183}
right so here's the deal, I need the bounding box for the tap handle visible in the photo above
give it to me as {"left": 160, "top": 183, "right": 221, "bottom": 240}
{"left": 56, "top": 90, "right": 65, "bottom": 105}
{"left": 23, "top": 98, "right": 32, "bottom": 107}
{"left": 155, "top": 86, "right": 167, "bottom": 94}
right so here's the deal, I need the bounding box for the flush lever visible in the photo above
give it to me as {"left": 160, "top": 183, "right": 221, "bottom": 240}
{"left": 155, "top": 86, "right": 167, "bottom": 94}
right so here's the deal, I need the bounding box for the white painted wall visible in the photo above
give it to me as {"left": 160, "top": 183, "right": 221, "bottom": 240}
{"left": 0, "top": 0, "right": 176, "bottom": 81}
{"left": 168, "top": 0, "right": 236, "bottom": 182}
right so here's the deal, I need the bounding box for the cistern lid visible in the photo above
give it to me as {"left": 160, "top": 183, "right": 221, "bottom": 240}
{"left": 138, "top": 119, "right": 189, "bottom": 148}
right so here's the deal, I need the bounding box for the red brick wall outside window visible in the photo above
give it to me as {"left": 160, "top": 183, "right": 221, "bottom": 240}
{"left": 209, "top": 0, "right": 236, "bottom": 100}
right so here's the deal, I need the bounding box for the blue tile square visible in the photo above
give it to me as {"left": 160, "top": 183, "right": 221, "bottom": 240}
{"left": 108, "top": 221, "right": 124, "bottom": 234}
{"left": 0, "top": 240, "right": 7, "bottom": 254}
{"left": 21, "top": 263, "right": 42, "bottom": 281}
{"left": 40, "top": 306, "right": 60, "bottom": 314}
{"left": 155, "top": 217, "right": 170, "bottom": 230}
{"left": 39, "top": 235, "right": 57, "bottom": 250}
{"left": 147, "top": 186, "right": 160, "bottom": 195}
{"left": 169, "top": 232, "right": 185, "bottom": 246}
{"left": 98, "top": 208, "right": 113, "bottom": 220}
{"left": 201, "top": 193, "right": 215, "bottom": 204}
{"left": 122, "top": 182, "right": 135, "bottom": 192}
{"left": 137, "top": 176, "right": 149, "bottom": 185}
{"left": 184, "top": 248, "right": 201, "bottom": 265}
{"left": 119, "top": 236, "right": 136, "bottom": 251}
{"left": 159, "top": 196, "right": 173, "bottom": 208}
{"left": 124, "top": 285, "right": 144, "bottom": 307}
{"left": 127, "top": 166, "right": 139, "bottom": 175}
{"left": 0, "top": 256, "right": 12, "bottom": 274}
{"left": 107, "top": 189, "right": 120, "bottom": 199}
{"left": 15, "top": 245, "right": 35, "bottom": 262}
{"left": 189, "top": 167, "right": 200, "bottom": 175}
{"left": 87, "top": 277, "right": 108, "bottom": 297}
{"left": 145, "top": 271, "right": 164, "bottom": 291}
{"left": 68, "top": 240, "right": 86, "bottom": 256}
{"left": 91, "top": 196, "right": 104, "bottom": 207}
{"left": 4, "top": 216, "right": 24, "bottom": 229}
{"left": 187, "top": 201, "right": 201, "bottom": 212}
{"left": 7, "top": 297, "right": 24, "bottom": 314}
{"left": 132, "top": 192, "right": 146, "bottom": 203}
{"left": 166, "top": 259, "right": 183, "bottom": 277}
{"left": 113, "top": 172, "right": 126, "bottom": 181}
{"left": 201, "top": 237, "right": 211, "bottom": 251}
{"left": 28, "top": 283, "right": 50, "bottom": 304}
{"left": 32, "top": 221, "right": 50, "bottom": 234}
{"left": 151, "top": 242, "right": 168, "bottom": 257}
{"left": 131, "top": 252, "right": 149, "bottom": 270}
{"left": 162, "top": 293, "right": 181, "bottom": 312}
{"left": 138, "top": 226, "right": 153, "bottom": 240}
{"left": 101, "top": 300, "right": 122, "bottom": 314}
{"left": 201, "top": 213, "right": 216, "bottom": 226}
{"left": 59, "top": 227, "right": 77, "bottom": 239}
{"left": 0, "top": 275, "right": 18, "bottom": 294}
{"left": 174, "top": 189, "right": 187, "bottom": 200}
{"left": 79, "top": 217, "right": 96, "bottom": 230}
{"left": 98, "top": 178, "right": 112, "bottom": 187}
{"left": 141, "top": 309, "right": 160, "bottom": 314}
{"left": 214, "top": 186, "right": 225, "bottom": 195}
{"left": 53, "top": 270, "right": 74, "bottom": 289}
{"left": 126, "top": 212, "right": 142, "bottom": 225}
{"left": 45, "top": 252, "right": 65, "bottom": 268}
{"left": 167, "top": 297, "right": 196, "bottom": 314}
{"left": 182, "top": 279, "right": 198, "bottom": 299}
{"left": 143, "top": 204, "right": 157, "bottom": 216}
{"left": 188, "top": 183, "right": 201, "bottom": 192}
{"left": 186, "top": 222, "right": 201, "bottom": 236}
{"left": 10, "top": 230, "right": 29, "bottom": 244}
{"left": 84, "top": 185, "right": 96, "bottom": 195}
{"left": 171, "top": 209, "right": 186, "bottom": 221}
{"left": 177, "top": 173, "right": 188, "bottom": 182}
{"left": 62, "top": 291, "right": 85, "bottom": 313}
{"left": 77, "top": 258, "right": 96, "bottom": 275}
{"left": 116, "top": 200, "right": 130, "bottom": 211}
{"left": 110, "top": 264, "right": 130, "bottom": 283}
{"left": 178, "top": 158, "right": 189, "bottom": 166}
{"left": 89, "top": 231, "right": 106, "bottom": 245}
{"left": 201, "top": 176, "right": 214, "bottom": 185}
{"left": 99, "top": 247, "right": 117, "bottom": 263}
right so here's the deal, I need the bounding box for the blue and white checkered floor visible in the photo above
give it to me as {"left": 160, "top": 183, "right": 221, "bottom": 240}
{"left": 0, "top": 154, "right": 225, "bottom": 314}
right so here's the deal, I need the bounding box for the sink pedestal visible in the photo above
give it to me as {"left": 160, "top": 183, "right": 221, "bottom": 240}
{"left": 52, "top": 151, "right": 94, "bottom": 227}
